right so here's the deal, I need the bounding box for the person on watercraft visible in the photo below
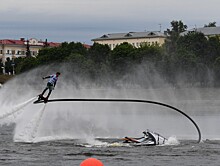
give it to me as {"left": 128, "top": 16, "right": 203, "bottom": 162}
{"left": 39, "top": 72, "right": 61, "bottom": 102}
{"left": 123, "top": 131, "right": 150, "bottom": 143}
{"left": 143, "top": 131, "right": 147, "bottom": 137}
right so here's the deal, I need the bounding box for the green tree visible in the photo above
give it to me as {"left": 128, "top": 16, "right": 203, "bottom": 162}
{"left": 16, "top": 57, "right": 38, "bottom": 73}
{"left": 137, "top": 43, "right": 163, "bottom": 63}
{"left": 204, "top": 22, "right": 217, "bottom": 27}
{"left": 37, "top": 42, "right": 88, "bottom": 64}
{"left": 26, "top": 40, "right": 31, "bottom": 57}
{"left": 177, "top": 31, "right": 208, "bottom": 63}
{"left": 165, "top": 20, "right": 187, "bottom": 53}
{"left": 88, "top": 43, "right": 110, "bottom": 64}
{"left": 109, "top": 42, "right": 135, "bottom": 75}
{"left": 214, "top": 57, "right": 220, "bottom": 86}
{"left": 5, "top": 57, "right": 13, "bottom": 74}
{"left": 64, "top": 53, "right": 88, "bottom": 74}
{"left": 206, "top": 36, "right": 220, "bottom": 66}
{"left": 37, "top": 47, "right": 62, "bottom": 64}
{"left": 88, "top": 43, "right": 111, "bottom": 81}
{"left": 0, "top": 59, "right": 3, "bottom": 74}
{"left": 157, "top": 54, "right": 177, "bottom": 86}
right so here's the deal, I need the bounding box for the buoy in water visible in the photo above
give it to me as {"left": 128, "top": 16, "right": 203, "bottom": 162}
{"left": 80, "top": 158, "right": 104, "bottom": 166}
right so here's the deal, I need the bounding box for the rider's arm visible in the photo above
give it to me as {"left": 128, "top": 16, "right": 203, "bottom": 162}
{"left": 42, "top": 76, "right": 51, "bottom": 79}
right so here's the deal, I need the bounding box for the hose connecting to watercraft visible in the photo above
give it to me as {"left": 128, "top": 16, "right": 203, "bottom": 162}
{"left": 33, "top": 98, "right": 202, "bottom": 143}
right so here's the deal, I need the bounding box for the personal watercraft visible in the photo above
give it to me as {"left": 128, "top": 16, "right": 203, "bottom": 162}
{"left": 122, "top": 129, "right": 168, "bottom": 146}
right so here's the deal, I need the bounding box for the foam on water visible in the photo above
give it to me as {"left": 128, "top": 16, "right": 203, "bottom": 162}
{"left": 83, "top": 142, "right": 130, "bottom": 148}
{"left": 81, "top": 138, "right": 130, "bottom": 148}
{"left": 165, "top": 136, "right": 180, "bottom": 145}
{"left": 14, "top": 104, "right": 46, "bottom": 142}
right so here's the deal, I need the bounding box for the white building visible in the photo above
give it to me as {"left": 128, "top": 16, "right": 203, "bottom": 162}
{"left": 92, "top": 31, "right": 167, "bottom": 50}
{"left": 181, "top": 26, "right": 220, "bottom": 38}
{"left": 0, "top": 38, "right": 60, "bottom": 63}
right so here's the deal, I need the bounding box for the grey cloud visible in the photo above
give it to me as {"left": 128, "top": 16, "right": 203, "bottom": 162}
{"left": 0, "top": 0, "right": 220, "bottom": 44}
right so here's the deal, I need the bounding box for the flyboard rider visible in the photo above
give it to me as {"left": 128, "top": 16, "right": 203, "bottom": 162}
{"left": 39, "top": 72, "right": 61, "bottom": 103}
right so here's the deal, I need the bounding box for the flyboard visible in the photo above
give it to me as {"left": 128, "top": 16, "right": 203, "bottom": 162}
{"left": 33, "top": 95, "right": 48, "bottom": 104}
{"left": 33, "top": 98, "right": 202, "bottom": 143}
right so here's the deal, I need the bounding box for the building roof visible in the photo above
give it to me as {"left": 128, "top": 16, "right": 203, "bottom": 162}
{"left": 0, "top": 38, "right": 60, "bottom": 47}
{"left": 83, "top": 44, "right": 91, "bottom": 49}
{"left": 181, "top": 26, "right": 220, "bottom": 36}
{"left": 92, "top": 31, "right": 167, "bottom": 41}
{"left": 45, "top": 42, "right": 60, "bottom": 47}
{"left": 0, "top": 39, "right": 24, "bottom": 45}
{"left": 0, "top": 39, "right": 91, "bottom": 48}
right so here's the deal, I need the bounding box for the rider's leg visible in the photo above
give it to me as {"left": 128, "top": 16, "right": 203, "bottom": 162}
{"left": 40, "top": 87, "right": 48, "bottom": 97}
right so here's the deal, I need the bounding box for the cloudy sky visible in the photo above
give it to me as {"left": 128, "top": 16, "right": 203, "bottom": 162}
{"left": 0, "top": 0, "right": 219, "bottom": 44}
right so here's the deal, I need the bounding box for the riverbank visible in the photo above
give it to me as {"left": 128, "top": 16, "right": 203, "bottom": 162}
{"left": 0, "top": 75, "right": 14, "bottom": 84}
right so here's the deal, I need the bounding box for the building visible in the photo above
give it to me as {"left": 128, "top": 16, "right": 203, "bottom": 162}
{"left": 181, "top": 26, "right": 220, "bottom": 38}
{"left": 0, "top": 38, "right": 60, "bottom": 63}
{"left": 92, "top": 31, "right": 167, "bottom": 50}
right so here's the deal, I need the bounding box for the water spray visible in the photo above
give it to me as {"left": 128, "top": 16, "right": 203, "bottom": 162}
{"left": 14, "top": 104, "right": 47, "bottom": 142}
{"left": 34, "top": 98, "right": 202, "bottom": 143}
{"left": 0, "top": 97, "right": 37, "bottom": 120}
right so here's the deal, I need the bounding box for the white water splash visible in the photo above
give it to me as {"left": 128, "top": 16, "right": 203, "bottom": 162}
{"left": 83, "top": 142, "right": 129, "bottom": 148}
{"left": 14, "top": 104, "right": 46, "bottom": 143}
{"left": 82, "top": 138, "right": 129, "bottom": 148}
{"left": 1, "top": 65, "right": 220, "bottom": 143}
{"left": 32, "top": 135, "right": 75, "bottom": 143}
{"left": 165, "top": 136, "right": 180, "bottom": 145}
{"left": 0, "top": 97, "right": 37, "bottom": 122}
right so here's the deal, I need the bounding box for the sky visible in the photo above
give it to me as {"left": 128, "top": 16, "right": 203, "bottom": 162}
{"left": 0, "top": 0, "right": 219, "bottom": 44}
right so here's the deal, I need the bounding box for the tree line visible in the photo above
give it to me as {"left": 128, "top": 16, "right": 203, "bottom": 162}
{"left": 1, "top": 21, "right": 220, "bottom": 87}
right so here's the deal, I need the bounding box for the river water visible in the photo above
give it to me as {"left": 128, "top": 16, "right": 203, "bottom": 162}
{"left": 1, "top": 85, "right": 220, "bottom": 165}
{"left": 1, "top": 125, "right": 220, "bottom": 166}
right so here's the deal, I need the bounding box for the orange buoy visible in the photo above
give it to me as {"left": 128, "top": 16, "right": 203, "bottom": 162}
{"left": 80, "top": 158, "right": 104, "bottom": 166}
